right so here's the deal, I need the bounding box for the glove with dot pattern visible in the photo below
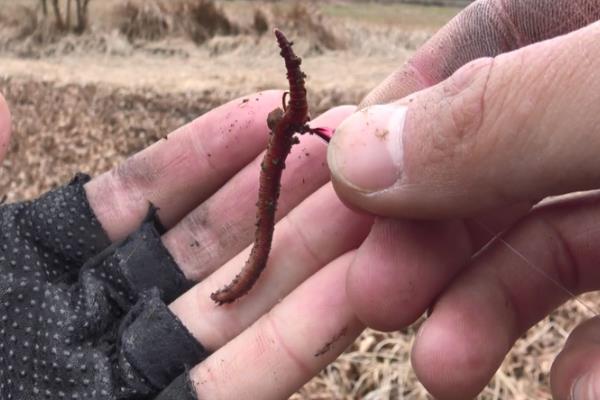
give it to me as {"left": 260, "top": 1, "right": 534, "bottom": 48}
{"left": 0, "top": 173, "right": 206, "bottom": 399}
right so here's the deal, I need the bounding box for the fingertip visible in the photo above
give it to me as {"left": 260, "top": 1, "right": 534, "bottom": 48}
{"left": 346, "top": 218, "right": 425, "bottom": 332}
{"left": 551, "top": 317, "right": 600, "bottom": 400}
{"left": 314, "top": 104, "right": 356, "bottom": 122}
{"left": 346, "top": 218, "right": 471, "bottom": 332}
{"left": 346, "top": 240, "right": 420, "bottom": 331}
{"left": 310, "top": 105, "right": 356, "bottom": 136}
{"left": 327, "top": 104, "right": 406, "bottom": 194}
{"left": 412, "top": 306, "right": 510, "bottom": 400}
{"left": 325, "top": 104, "right": 412, "bottom": 218}
{"left": 411, "top": 269, "right": 519, "bottom": 400}
{"left": 0, "top": 92, "right": 12, "bottom": 161}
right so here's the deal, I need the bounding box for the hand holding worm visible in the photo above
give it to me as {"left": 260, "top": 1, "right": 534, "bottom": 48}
{"left": 327, "top": 1, "right": 600, "bottom": 399}
{"left": 0, "top": 78, "right": 369, "bottom": 398}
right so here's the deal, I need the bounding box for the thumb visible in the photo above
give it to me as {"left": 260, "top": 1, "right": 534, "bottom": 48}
{"left": 328, "top": 21, "right": 600, "bottom": 219}
{"left": 0, "top": 92, "right": 11, "bottom": 163}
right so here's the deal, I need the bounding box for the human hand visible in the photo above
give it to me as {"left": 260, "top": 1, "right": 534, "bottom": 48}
{"left": 326, "top": 1, "right": 600, "bottom": 399}
{"left": 0, "top": 90, "right": 373, "bottom": 399}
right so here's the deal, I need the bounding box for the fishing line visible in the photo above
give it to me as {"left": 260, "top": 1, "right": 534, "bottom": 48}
{"left": 477, "top": 221, "right": 598, "bottom": 317}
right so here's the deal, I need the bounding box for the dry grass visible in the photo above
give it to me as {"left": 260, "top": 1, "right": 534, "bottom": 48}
{"left": 0, "top": 76, "right": 214, "bottom": 201}
{"left": 320, "top": 1, "right": 459, "bottom": 30}
{"left": 271, "top": 1, "right": 345, "bottom": 52}
{"left": 112, "top": 0, "right": 239, "bottom": 44}
{"left": 0, "top": 0, "right": 348, "bottom": 56}
{"left": 0, "top": 0, "right": 241, "bottom": 55}
{"left": 0, "top": 4, "right": 38, "bottom": 41}
{"left": 0, "top": 3, "right": 65, "bottom": 50}
{"left": 113, "top": 1, "right": 170, "bottom": 42}
{"left": 252, "top": 8, "right": 269, "bottom": 36}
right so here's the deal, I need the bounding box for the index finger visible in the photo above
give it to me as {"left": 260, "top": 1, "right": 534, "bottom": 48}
{"left": 360, "top": 0, "right": 600, "bottom": 107}
{"left": 85, "top": 91, "right": 283, "bottom": 241}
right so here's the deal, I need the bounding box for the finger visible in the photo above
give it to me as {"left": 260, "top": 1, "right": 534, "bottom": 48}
{"left": 169, "top": 183, "right": 371, "bottom": 349}
{"left": 411, "top": 192, "right": 600, "bottom": 399}
{"left": 360, "top": 0, "right": 600, "bottom": 108}
{"left": 85, "top": 91, "right": 284, "bottom": 241}
{"left": 347, "top": 218, "right": 473, "bottom": 332}
{"left": 161, "top": 106, "right": 356, "bottom": 281}
{"left": 463, "top": 200, "right": 535, "bottom": 249}
{"left": 551, "top": 316, "right": 600, "bottom": 400}
{"left": 329, "top": 21, "right": 600, "bottom": 219}
{"left": 345, "top": 197, "right": 533, "bottom": 332}
{"left": 187, "top": 252, "right": 363, "bottom": 400}
{"left": 0, "top": 92, "right": 11, "bottom": 163}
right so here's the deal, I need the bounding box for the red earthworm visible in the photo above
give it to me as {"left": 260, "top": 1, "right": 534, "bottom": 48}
{"left": 211, "top": 29, "right": 330, "bottom": 305}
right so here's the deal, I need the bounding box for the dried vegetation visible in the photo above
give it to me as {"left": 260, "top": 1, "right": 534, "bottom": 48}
{"left": 0, "top": 0, "right": 344, "bottom": 56}
{"left": 271, "top": 2, "right": 345, "bottom": 52}
{"left": 0, "top": 76, "right": 214, "bottom": 201}
{"left": 113, "top": 0, "right": 238, "bottom": 44}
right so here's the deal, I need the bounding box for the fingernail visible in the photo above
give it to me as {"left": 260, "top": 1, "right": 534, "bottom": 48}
{"left": 327, "top": 104, "right": 407, "bottom": 192}
{"left": 572, "top": 370, "right": 600, "bottom": 400}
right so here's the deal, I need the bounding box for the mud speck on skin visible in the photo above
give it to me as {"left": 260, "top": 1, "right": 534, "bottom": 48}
{"left": 314, "top": 326, "right": 348, "bottom": 357}
{"left": 374, "top": 128, "right": 389, "bottom": 139}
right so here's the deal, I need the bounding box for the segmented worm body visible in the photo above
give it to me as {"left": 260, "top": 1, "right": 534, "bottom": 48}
{"left": 210, "top": 29, "right": 327, "bottom": 305}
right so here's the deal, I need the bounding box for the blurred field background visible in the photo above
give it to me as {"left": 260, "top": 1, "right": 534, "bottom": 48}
{"left": 0, "top": 1, "right": 597, "bottom": 399}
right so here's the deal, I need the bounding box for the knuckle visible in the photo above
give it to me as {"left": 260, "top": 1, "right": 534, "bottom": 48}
{"left": 175, "top": 202, "right": 252, "bottom": 281}
{"left": 111, "top": 154, "right": 155, "bottom": 201}
{"left": 418, "top": 57, "right": 496, "bottom": 170}
{"left": 283, "top": 212, "right": 325, "bottom": 267}
{"left": 445, "top": 57, "right": 494, "bottom": 142}
{"left": 262, "top": 311, "right": 312, "bottom": 376}
{"left": 178, "top": 205, "right": 222, "bottom": 275}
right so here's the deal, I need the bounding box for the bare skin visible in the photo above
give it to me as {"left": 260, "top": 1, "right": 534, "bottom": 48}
{"left": 327, "top": 1, "right": 600, "bottom": 399}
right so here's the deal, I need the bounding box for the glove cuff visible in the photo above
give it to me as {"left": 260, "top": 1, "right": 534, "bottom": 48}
{"left": 117, "top": 205, "right": 193, "bottom": 303}
{"left": 118, "top": 291, "right": 208, "bottom": 391}
{"left": 17, "top": 172, "right": 111, "bottom": 267}
{"left": 154, "top": 373, "right": 198, "bottom": 400}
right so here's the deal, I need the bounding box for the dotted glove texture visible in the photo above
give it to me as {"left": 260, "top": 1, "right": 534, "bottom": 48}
{"left": 0, "top": 174, "right": 205, "bottom": 399}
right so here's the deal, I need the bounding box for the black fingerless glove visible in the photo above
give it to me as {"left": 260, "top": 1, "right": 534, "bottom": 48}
{"left": 0, "top": 174, "right": 206, "bottom": 399}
